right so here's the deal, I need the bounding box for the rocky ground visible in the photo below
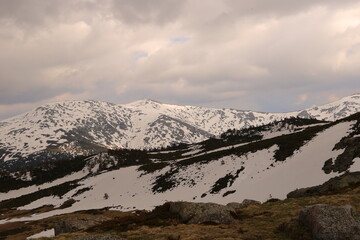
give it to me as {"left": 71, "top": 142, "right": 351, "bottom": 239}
{"left": 2, "top": 173, "right": 360, "bottom": 240}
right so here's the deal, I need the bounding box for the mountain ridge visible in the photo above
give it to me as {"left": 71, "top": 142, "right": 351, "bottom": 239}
{"left": 1, "top": 94, "right": 360, "bottom": 168}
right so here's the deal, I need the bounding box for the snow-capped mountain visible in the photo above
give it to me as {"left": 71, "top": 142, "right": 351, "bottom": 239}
{"left": 1, "top": 94, "right": 360, "bottom": 169}
{"left": 1, "top": 112, "right": 359, "bottom": 224}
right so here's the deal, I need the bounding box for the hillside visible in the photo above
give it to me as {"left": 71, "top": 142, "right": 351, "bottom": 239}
{"left": 1, "top": 112, "right": 360, "bottom": 226}
{"left": 2, "top": 172, "right": 360, "bottom": 240}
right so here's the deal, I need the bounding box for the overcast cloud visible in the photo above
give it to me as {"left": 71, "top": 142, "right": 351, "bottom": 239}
{"left": 0, "top": 0, "right": 360, "bottom": 119}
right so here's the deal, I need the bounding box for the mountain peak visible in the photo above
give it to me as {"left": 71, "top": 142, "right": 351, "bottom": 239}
{"left": 349, "top": 93, "right": 360, "bottom": 99}
{"left": 125, "top": 98, "right": 164, "bottom": 108}
{"left": 140, "top": 98, "right": 163, "bottom": 105}
{"left": 325, "top": 93, "right": 360, "bottom": 105}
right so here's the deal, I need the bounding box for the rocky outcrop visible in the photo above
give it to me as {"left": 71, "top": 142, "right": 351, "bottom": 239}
{"left": 54, "top": 216, "right": 110, "bottom": 235}
{"left": 226, "top": 199, "right": 261, "bottom": 209}
{"left": 168, "top": 201, "right": 237, "bottom": 224}
{"left": 327, "top": 135, "right": 360, "bottom": 173}
{"left": 299, "top": 204, "right": 360, "bottom": 240}
{"left": 287, "top": 172, "right": 360, "bottom": 198}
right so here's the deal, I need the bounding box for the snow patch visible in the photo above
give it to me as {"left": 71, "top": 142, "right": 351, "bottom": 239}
{"left": 27, "top": 228, "right": 55, "bottom": 239}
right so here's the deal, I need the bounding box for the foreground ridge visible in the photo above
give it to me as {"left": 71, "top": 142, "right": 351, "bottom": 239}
{"left": 2, "top": 172, "right": 360, "bottom": 240}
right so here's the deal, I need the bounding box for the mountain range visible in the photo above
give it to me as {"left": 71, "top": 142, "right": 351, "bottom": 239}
{"left": 1, "top": 94, "right": 360, "bottom": 170}
{"left": 1, "top": 104, "right": 360, "bottom": 224}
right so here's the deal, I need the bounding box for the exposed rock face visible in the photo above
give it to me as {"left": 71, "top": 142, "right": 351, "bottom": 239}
{"left": 168, "top": 201, "right": 237, "bottom": 224}
{"left": 54, "top": 216, "right": 110, "bottom": 235}
{"left": 227, "top": 199, "right": 261, "bottom": 209}
{"left": 299, "top": 204, "right": 360, "bottom": 240}
{"left": 73, "top": 235, "right": 127, "bottom": 240}
{"left": 287, "top": 172, "right": 360, "bottom": 198}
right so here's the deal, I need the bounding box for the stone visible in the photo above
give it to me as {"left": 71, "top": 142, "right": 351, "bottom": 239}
{"left": 167, "top": 234, "right": 181, "bottom": 240}
{"left": 265, "top": 198, "right": 280, "bottom": 203}
{"left": 168, "top": 201, "right": 237, "bottom": 224}
{"left": 54, "top": 216, "right": 110, "bottom": 235}
{"left": 227, "top": 199, "right": 261, "bottom": 209}
{"left": 299, "top": 204, "right": 360, "bottom": 240}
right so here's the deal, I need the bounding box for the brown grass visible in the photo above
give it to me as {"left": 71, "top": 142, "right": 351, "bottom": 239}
{"left": 2, "top": 189, "right": 360, "bottom": 240}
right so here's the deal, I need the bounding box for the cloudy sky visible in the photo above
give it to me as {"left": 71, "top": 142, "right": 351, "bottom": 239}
{"left": 1, "top": 0, "right": 360, "bottom": 119}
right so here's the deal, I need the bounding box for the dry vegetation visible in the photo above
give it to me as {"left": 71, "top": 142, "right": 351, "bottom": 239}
{"left": 2, "top": 186, "right": 360, "bottom": 240}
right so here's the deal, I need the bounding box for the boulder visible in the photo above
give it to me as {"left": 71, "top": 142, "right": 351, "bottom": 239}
{"left": 168, "top": 201, "right": 237, "bottom": 224}
{"left": 227, "top": 199, "right": 261, "bottom": 209}
{"left": 299, "top": 204, "right": 360, "bottom": 240}
{"left": 54, "top": 216, "right": 110, "bottom": 235}
{"left": 265, "top": 198, "right": 280, "bottom": 203}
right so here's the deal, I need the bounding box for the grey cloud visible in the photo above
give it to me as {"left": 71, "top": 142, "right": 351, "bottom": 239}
{"left": 224, "top": 0, "right": 360, "bottom": 17}
{"left": 0, "top": 0, "right": 104, "bottom": 28}
{"left": 0, "top": 0, "right": 360, "bottom": 120}
{"left": 0, "top": 0, "right": 65, "bottom": 26}
{"left": 0, "top": 0, "right": 185, "bottom": 27}
{"left": 109, "top": 0, "right": 186, "bottom": 24}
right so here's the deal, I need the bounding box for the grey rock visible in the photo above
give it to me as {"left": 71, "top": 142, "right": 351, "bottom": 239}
{"left": 226, "top": 202, "right": 243, "bottom": 209}
{"left": 227, "top": 199, "right": 261, "bottom": 209}
{"left": 168, "top": 201, "right": 237, "bottom": 224}
{"left": 288, "top": 172, "right": 360, "bottom": 198}
{"left": 297, "top": 110, "right": 311, "bottom": 118}
{"left": 299, "top": 204, "right": 360, "bottom": 240}
{"left": 54, "top": 216, "right": 110, "bottom": 235}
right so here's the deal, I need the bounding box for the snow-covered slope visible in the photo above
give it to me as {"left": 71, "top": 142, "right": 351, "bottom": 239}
{"left": 303, "top": 94, "right": 360, "bottom": 120}
{"left": 1, "top": 112, "right": 360, "bottom": 223}
{"left": 1, "top": 94, "right": 360, "bottom": 167}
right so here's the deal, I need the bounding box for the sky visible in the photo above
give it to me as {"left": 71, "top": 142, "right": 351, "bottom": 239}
{"left": 0, "top": 0, "right": 360, "bottom": 120}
